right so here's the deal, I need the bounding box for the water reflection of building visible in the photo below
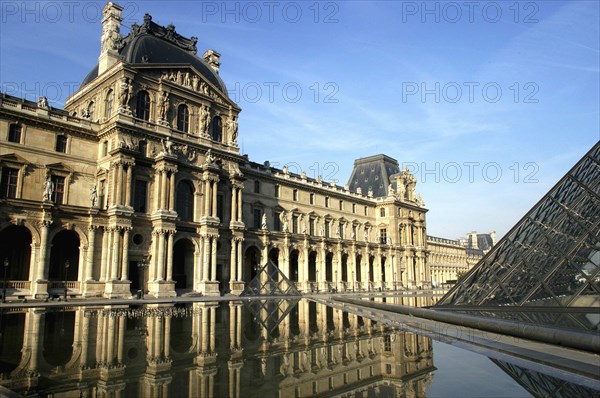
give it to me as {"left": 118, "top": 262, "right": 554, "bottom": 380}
{"left": 0, "top": 302, "right": 434, "bottom": 397}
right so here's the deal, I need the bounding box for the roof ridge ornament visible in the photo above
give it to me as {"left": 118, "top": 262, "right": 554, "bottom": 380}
{"left": 129, "top": 13, "right": 198, "bottom": 54}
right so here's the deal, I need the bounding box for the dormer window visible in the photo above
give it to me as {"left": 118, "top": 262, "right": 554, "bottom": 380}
{"left": 136, "top": 91, "right": 150, "bottom": 121}
{"left": 177, "top": 104, "right": 189, "bottom": 132}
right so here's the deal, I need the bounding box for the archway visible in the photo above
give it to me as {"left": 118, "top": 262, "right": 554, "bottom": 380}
{"left": 381, "top": 256, "right": 386, "bottom": 285}
{"left": 0, "top": 312, "right": 25, "bottom": 373}
{"left": 173, "top": 239, "right": 194, "bottom": 290}
{"left": 243, "top": 246, "right": 261, "bottom": 283}
{"left": 176, "top": 180, "right": 195, "bottom": 221}
{"left": 355, "top": 254, "right": 362, "bottom": 282}
{"left": 48, "top": 230, "right": 79, "bottom": 282}
{"left": 308, "top": 251, "right": 317, "bottom": 283}
{"left": 289, "top": 250, "right": 299, "bottom": 282}
{"left": 0, "top": 225, "right": 31, "bottom": 281}
{"left": 341, "top": 253, "right": 348, "bottom": 286}
{"left": 325, "top": 252, "right": 333, "bottom": 282}
{"left": 268, "top": 248, "right": 280, "bottom": 281}
{"left": 368, "top": 256, "right": 375, "bottom": 286}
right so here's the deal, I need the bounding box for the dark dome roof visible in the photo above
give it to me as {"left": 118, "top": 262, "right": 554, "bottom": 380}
{"left": 81, "top": 18, "right": 227, "bottom": 95}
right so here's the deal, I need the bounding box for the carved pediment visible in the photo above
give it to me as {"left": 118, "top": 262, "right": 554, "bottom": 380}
{"left": 0, "top": 153, "right": 30, "bottom": 165}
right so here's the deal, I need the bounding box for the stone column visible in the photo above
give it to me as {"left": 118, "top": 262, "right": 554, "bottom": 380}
{"left": 37, "top": 220, "right": 51, "bottom": 280}
{"left": 230, "top": 185, "right": 237, "bottom": 223}
{"left": 202, "top": 236, "right": 210, "bottom": 281}
{"left": 237, "top": 240, "right": 243, "bottom": 283}
{"left": 120, "top": 228, "right": 130, "bottom": 280}
{"left": 166, "top": 231, "right": 174, "bottom": 281}
{"left": 154, "top": 169, "right": 162, "bottom": 212}
{"left": 86, "top": 225, "right": 96, "bottom": 281}
{"left": 169, "top": 171, "right": 176, "bottom": 211}
{"left": 100, "top": 227, "right": 110, "bottom": 281}
{"left": 124, "top": 163, "right": 133, "bottom": 207}
{"left": 204, "top": 179, "right": 211, "bottom": 216}
{"left": 237, "top": 188, "right": 242, "bottom": 222}
{"left": 157, "top": 231, "right": 165, "bottom": 280}
{"left": 115, "top": 162, "right": 123, "bottom": 206}
{"left": 111, "top": 228, "right": 121, "bottom": 280}
{"left": 211, "top": 181, "right": 218, "bottom": 217}
{"left": 210, "top": 237, "right": 217, "bottom": 281}
{"left": 230, "top": 238, "right": 237, "bottom": 281}
{"left": 161, "top": 170, "right": 168, "bottom": 210}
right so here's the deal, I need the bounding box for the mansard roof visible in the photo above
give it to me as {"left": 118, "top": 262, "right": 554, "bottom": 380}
{"left": 347, "top": 154, "right": 401, "bottom": 197}
{"left": 81, "top": 13, "right": 228, "bottom": 95}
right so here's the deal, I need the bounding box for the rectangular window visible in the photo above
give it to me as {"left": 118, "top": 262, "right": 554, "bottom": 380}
{"left": 380, "top": 207, "right": 386, "bottom": 217}
{"left": 325, "top": 197, "right": 329, "bottom": 208}
{"left": 0, "top": 167, "right": 18, "bottom": 199}
{"left": 133, "top": 180, "right": 147, "bottom": 213}
{"left": 339, "top": 200, "right": 343, "bottom": 210}
{"left": 293, "top": 189, "right": 298, "bottom": 201}
{"left": 102, "top": 141, "right": 108, "bottom": 156}
{"left": 217, "top": 194, "right": 224, "bottom": 220}
{"left": 274, "top": 211, "right": 281, "bottom": 231}
{"left": 274, "top": 185, "right": 280, "bottom": 198}
{"left": 55, "top": 135, "right": 68, "bottom": 153}
{"left": 310, "top": 193, "right": 314, "bottom": 205}
{"left": 292, "top": 215, "right": 298, "bottom": 234}
{"left": 51, "top": 175, "right": 65, "bottom": 204}
{"left": 384, "top": 335, "right": 392, "bottom": 352}
{"left": 386, "top": 364, "right": 392, "bottom": 374}
{"left": 364, "top": 206, "right": 368, "bottom": 216}
{"left": 325, "top": 220, "right": 330, "bottom": 238}
{"left": 343, "top": 373, "right": 348, "bottom": 385}
{"left": 309, "top": 218, "right": 315, "bottom": 235}
{"left": 340, "top": 223, "right": 344, "bottom": 239}
{"left": 253, "top": 209, "right": 262, "bottom": 229}
{"left": 352, "top": 225, "right": 357, "bottom": 240}
{"left": 254, "top": 180, "right": 260, "bottom": 193}
{"left": 8, "top": 124, "right": 21, "bottom": 143}
{"left": 380, "top": 228, "right": 387, "bottom": 244}
{"left": 352, "top": 203, "right": 356, "bottom": 213}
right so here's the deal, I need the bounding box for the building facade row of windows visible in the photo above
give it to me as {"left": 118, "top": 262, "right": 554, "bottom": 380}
{"left": 6, "top": 123, "right": 68, "bottom": 153}
{"left": 252, "top": 179, "right": 370, "bottom": 215}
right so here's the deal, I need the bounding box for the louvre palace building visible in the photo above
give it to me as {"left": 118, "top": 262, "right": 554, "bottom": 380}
{"left": 0, "top": 3, "right": 487, "bottom": 300}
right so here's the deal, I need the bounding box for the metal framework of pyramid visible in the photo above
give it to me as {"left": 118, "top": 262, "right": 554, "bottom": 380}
{"left": 243, "top": 298, "right": 300, "bottom": 335}
{"left": 240, "top": 260, "right": 301, "bottom": 297}
{"left": 436, "top": 142, "right": 600, "bottom": 332}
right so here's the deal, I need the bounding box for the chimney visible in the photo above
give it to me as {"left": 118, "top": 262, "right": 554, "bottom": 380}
{"left": 469, "top": 231, "right": 478, "bottom": 249}
{"left": 203, "top": 49, "right": 221, "bottom": 74}
{"left": 98, "top": 2, "right": 123, "bottom": 75}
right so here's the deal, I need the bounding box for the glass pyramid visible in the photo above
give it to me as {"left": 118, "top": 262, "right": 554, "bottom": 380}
{"left": 436, "top": 142, "right": 600, "bottom": 332}
{"left": 241, "top": 260, "right": 302, "bottom": 297}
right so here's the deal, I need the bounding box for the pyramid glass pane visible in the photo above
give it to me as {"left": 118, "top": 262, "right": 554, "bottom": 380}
{"left": 437, "top": 142, "right": 600, "bottom": 332}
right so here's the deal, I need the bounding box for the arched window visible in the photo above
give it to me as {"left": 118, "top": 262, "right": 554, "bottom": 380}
{"left": 135, "top": 90, "right": 150, "bottom": 121}
{"left": 177, "top": 104, "right": 189, "bottom": 132}
{"left": 211, "top": 116, "right": 222, "bottom": 142}
{"left": 176, "top": 180, "right": 194, "bottom": 221}
{"left": 105, "top": 89, "right": 114, "bottom": 118}
{"left": 87, "top": 101, "right": 95, "bottom": 120}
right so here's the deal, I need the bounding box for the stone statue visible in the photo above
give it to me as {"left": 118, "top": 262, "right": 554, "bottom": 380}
{"left": 364, "top": 228, "right": 369, "bottom": 242}
{"left": 37, "top": 96, "right": 48, "bottom": 108}
{"left": 204, "top": 149, "right": 216, "bottom": 165}
{"left": 387, "top": 183, "right": 395, "bottom": 196}
{"left": 228, "top": 115, "right": 238, "bottom": 143}
{"left": 192, "top": 74, "right": 199, "bottom": 91}
{"left": 261, "top": 213, "right": 268, "bottom": 230}
{"left": 90, "top": 185, "right": 97, "bottom": 207}
{"left": 161, "top": 137, "right": 174, "bottom": 155}
{"left": 397, "top": 180, "right": 406, "bottom": 200}
{"left": 279, "top": 211, "right": 288, "bottom": 232}
{"left": 356, "top": 187, "right": 362, "bottom": 195}
{"left": 118, "top": 78, "right": 131, "bottom": 109}
{"left": 282, "top": 165, "right": 289, "bottom": 175}
{"left": 417, "top": 194, "right": 425, "bottom": 207}
{"left": 183, "top": 72, "right": 191, "bottom": 87}
{"left": 158, "top": 90, "right": 169, "bottom": 120}
{"left": 43, "top": 177, "right": 54, "bottom": 201}
{"left": 199, "top": 105, "right": 210, "bottom": 136}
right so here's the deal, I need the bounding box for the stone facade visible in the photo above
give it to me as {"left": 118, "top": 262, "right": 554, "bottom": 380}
{"left": 0, "top": 3, "right": 433, "bottom": 300}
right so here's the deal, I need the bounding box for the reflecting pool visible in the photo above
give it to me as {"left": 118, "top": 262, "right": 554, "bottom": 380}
{"left": 0, "top": 300, "right": 597, "bottom": 397}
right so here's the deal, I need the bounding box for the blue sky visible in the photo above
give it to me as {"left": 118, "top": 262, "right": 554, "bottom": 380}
{"left": 1, "top": 1, "right": 598, "bottom": 239}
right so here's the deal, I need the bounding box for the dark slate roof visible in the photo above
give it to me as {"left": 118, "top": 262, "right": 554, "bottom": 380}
{"left": 81, "top": 14, "right": 228, "bottom": 95}
{"left": 347, "top": 154, "right": 400, "bottom": 197}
